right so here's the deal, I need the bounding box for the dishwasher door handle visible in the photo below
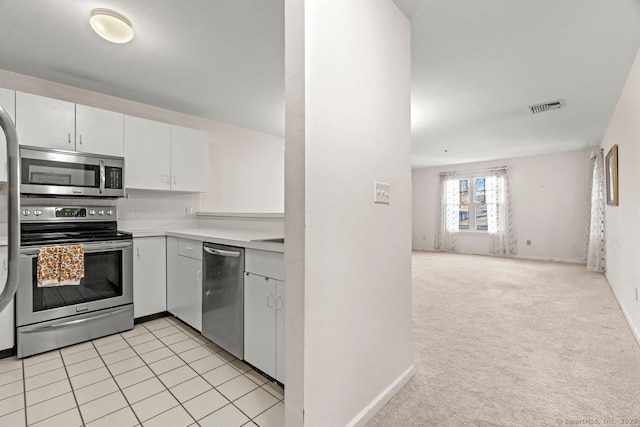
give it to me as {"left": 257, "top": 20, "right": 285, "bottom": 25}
{"left": 204, "top": 247, "right": 241, "bottom": 257}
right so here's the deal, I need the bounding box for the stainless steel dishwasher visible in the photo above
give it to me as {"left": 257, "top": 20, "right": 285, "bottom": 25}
{"left": 202, "top": 243, "right": 245, "bottom": 359}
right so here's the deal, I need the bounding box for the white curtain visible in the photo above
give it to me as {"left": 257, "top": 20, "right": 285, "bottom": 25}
{"left": 435, "top": 173, "right": 458, "bottom": 252}
{"left": 587, "top": 150, "right": 606, "bottom": 272}
{"left": 486, "top": 168, "right": 517, "bottom": 256}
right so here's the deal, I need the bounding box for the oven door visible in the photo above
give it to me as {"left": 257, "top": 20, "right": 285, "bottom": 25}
{"left": 16, "top": 240, "right": 133, "bottom": 327}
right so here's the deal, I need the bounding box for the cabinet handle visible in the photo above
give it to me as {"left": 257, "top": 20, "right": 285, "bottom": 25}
{"left": 197, "top": 270, "right": 202, "bottom": 282}
{"left": 2, "top": 258, "right": 6, "bottom": 272}
{"left": 276, "top": 295, "right": 284, "bottom": 312}
{"left": 68, "top": 133, "right": 71, "bottom": 144}
{"left": 161, "top": 175, "right": 169, "bottom": 184}
{"left": 79, "top": 134, "right": 83, "bottom": 145}
{"left": 136, "top": 246, "right": 140, "bottom": 257}
{"left": 267, "top": 293, "right": 275, "bottom": 308}
{"left": 171, "top": 175, "right": 177, "bottom": 185}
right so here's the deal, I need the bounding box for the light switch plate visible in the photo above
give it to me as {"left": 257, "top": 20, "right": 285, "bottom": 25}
{"left": 374, "top": 182, "right": 390, "bottom": 204}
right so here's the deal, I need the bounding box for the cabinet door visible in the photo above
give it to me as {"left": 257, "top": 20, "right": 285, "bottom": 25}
{"left": 133, "top": 237, "right": 167, "bottom": 318}
{"left": 0, "top": 88, "right": 15, "bottom": 182}
{"left": 0, "top": 246, "right": 14, "bottom": 351}
{"left": 76, "top": 104, "right": 124, "bottom": 157}
{"left": 244, "top": 272, "right": 276, "bottom": 377}
{"left": 170, "top": 125, "right": 209, "bottom": 192}
{"left": 275, "top": 279, "right": 285, "bottom": 383}
{"left": 124, "top": 115, "right": 171, "bottom": 190}
{"left": 16, "top": 92, "right": 75, "bottom": 150}
{"left": 167, "top": 238, "right": 203, "bottom": 331}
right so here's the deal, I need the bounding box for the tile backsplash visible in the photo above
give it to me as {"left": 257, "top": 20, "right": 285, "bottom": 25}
{"left": 0, "top": 186, "right": 200, "bottom": 229}
{"left": 116, "top": 189, "right": 201, "bottom": 220}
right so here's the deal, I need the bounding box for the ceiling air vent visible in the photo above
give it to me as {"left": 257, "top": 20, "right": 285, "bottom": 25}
{"left": 528, "top": 99, "right": 565, "bottom": 114}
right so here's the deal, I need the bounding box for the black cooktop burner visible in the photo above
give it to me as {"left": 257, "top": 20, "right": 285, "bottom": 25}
{"left": 20, "top": 221, "right": 132, "bottom": 247}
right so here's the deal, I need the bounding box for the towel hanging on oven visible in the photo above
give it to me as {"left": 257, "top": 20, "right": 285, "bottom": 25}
{"left": 37, "top": 245, "right": 85, "bottom": 287}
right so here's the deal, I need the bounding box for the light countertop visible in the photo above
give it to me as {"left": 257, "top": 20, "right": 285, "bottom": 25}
{"left": 121, "top": 227, "right": 285, "bottom": 253}
{"left": 0, "top": 228, "right": 284, "bottom": 253}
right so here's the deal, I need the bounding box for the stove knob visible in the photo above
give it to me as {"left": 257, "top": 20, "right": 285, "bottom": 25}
{"left": 106, "top": 209, "right": 114, "bottom": 216}
{"left": 98, "top": 210, "right": 105, "bottom": 216}
{"left": 89, "top": 210, "right": 96, "bottom": 216}
{"left": 34, "top": 209, "right": 42, "bottom": 216}
{"left": 22, "top": 209, "right": 31, "bottom": 216}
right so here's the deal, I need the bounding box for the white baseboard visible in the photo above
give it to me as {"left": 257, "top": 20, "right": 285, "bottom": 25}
{"left": 605, "top": 274, "right": 640, "bottom": 349}
{"left": 512, "top": 254, "right": 585, "bottom": 264}
{"left": 346, "top": 364, "right": 415, "bottom": 427}
{"left": 411, "top": 248, "right": 585, "bottom": 264}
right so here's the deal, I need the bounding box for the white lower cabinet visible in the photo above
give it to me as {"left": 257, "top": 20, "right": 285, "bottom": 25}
{"left": 166, "top": 237, "right": 203, "bottom": 331}
{"left": 0, "top": 246, "right": 14, "bottom": 352}
{"left": 275, "top": 280, "right": 285, "bottom": 382}
{"left": 244, "top": 249, "right": 284, "bottom": 383}
{"left": 244, "top": 273, "right": 276, "bottom": 375}
{"left": 133, "top": 237, "right": 167, "bottom": 318}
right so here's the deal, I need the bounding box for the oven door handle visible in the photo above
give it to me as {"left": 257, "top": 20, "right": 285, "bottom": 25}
{"left": 21, "top": 241, "right": 133, "bottom": 256}
{"left": 20, "top": 307, "right": 131, "bottom": 333}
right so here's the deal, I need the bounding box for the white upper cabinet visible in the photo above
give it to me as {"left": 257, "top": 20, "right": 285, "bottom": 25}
{"left": 16, "top": 92, "right": 75, "bottom": 151}
{"left": 75, "top": 104, "right": 124, "bottom": 157}
{"left": 124, "top": 116, "right": 209, "bottom": 192}
{"left": 124, "top": 115, "right": 172, "bottom": 191}
{"left": 0, "top": 88, "right": 15, "bottom": 182}
{"left": 170, "top": 125, "right": 209, "bottom": 192}
{"left": 15, "top": 92, "right": 124, "bottom": 156}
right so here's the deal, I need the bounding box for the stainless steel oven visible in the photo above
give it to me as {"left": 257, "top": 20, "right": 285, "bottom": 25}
{"left": 16, "top": 205, "right": 133, "bottom": 358}
{"left": 20, "top": 146, "right": 125, "bottom": 198}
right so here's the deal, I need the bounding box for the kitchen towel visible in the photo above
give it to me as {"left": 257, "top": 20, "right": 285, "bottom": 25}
{"left": 59, "top": 244, "right": 85, "bottom": 286}
{"left": 37, "top": 246, "right": 61, "bottom": 287}
{"left": 37, "top": 245, "right": 85, "bottom": 287}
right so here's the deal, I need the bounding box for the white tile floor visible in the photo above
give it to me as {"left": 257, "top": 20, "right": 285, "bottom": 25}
{"left": 0, "top": 316, "right": 284, "bottom": 427}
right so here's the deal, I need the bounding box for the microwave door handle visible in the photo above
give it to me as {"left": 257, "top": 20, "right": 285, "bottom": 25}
{"left": 99, "top": 160, "right": 105, "bottom": 194}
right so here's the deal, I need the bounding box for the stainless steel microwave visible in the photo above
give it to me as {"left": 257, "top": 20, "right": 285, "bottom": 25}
{"left": 20, "top": 146, "right": 125, "bottom": 197}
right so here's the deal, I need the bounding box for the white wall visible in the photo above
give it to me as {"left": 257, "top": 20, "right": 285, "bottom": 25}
{"left": 202, "top": 123, "right": 284, "bottom": 212}
{"left": 413, "top": 148, "right": 592, "bottom": 262}
{"left": 285, "top": 1, "right": 414, "bottom": 425}
{"left": 0, "top": 70, "right": 284, "bottom": 214}
{"left": 600, "top": 48, "right": 640, "bottom": 344}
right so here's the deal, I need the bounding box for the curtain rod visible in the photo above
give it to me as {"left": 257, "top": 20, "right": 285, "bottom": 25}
{"left": 590, "top": 148, "right": 603, "bottom": 159}
{"left": 439, "top": 166, "right": 509, "bottom": 176}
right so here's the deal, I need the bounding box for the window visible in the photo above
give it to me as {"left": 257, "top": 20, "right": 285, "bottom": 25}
{"left": 457, "top": 177, "right": 487, "bottom": 232}
{"left": 437, "top": 168, "right": 515, "bottom": 255}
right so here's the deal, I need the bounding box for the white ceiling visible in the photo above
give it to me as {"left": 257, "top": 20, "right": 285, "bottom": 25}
{"left": 0, "top": 0, "right": 285, "bottom": 136}
{"left": 404, "top": 0, "right": 640, "bottom": 167}
{"left": 1, "top": 1, "right": 639, "bottom": 168}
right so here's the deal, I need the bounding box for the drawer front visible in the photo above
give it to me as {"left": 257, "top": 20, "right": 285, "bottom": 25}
{"left": 245, "top": 249, "right": 284, "bottom": 281}
{"left": 178, "top": 239, "right": 203, "bottom": 260}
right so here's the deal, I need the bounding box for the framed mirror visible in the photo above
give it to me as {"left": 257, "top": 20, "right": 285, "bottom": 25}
{"left": 605, "top": 144, "right": 619, "bottom": 206}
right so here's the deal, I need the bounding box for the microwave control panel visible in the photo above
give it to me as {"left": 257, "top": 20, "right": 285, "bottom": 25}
{"left": 105, "top": 167, "right": 123, "bottom": 189}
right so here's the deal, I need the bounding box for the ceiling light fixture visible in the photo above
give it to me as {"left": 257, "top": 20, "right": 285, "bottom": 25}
{"left": 89, "top": 8, "right": 134, "bottom": 44}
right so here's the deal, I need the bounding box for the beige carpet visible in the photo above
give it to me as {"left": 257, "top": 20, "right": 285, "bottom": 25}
{"left": 368, "top": 252, "right": 640, "bottom": 427}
